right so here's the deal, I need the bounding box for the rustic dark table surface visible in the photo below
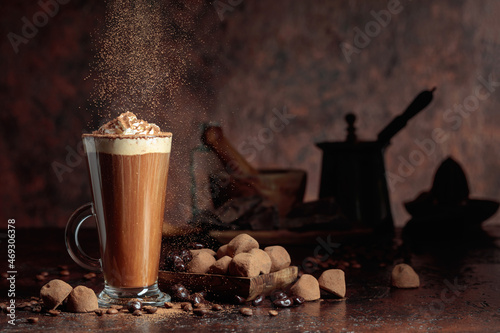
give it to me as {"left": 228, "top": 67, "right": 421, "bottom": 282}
{"left": 1, "top": 226, "right": 500, "bottom": 332}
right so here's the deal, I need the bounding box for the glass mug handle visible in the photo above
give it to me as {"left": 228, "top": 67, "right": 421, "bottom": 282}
{"left": 65, "top": 203, "right": 101, "bottom": 272}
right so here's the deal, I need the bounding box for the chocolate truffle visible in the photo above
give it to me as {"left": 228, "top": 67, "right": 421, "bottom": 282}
{"left": 227, "top": 234, "right": 259, "bottom": 257}
{"left": 318, "top": 269, "right": 346, "bottom": 298}
{"left": 190, "top": 248, "right": 217, "bottom": 257}
{"left": 40, "top": 279, "right": 73, "bottom": 310}
{"left": 249, "top": 248, "right": 272, "bottom": 275}
{"left": 187, "top": 251, "right": 216, "bottom": 274}
{"left": 208, "top": 256, "right": 232, "bottom": 275}
{"left": 290, "top": 274, "right": 320, "bottom": 301}
{"left": 217, "top": 244, "right": 229, "bottom": 259}
{"left": 228, "top": 253, "right": 261, "bottom": 277}
{"left": 66, "top": 286, "right": 98, "bottom": 313}
{"left": 264, "top": 246, "right": 291, "bottom": 272}
{"left": 391, "top": 264, "right": 420, "bottom": 288}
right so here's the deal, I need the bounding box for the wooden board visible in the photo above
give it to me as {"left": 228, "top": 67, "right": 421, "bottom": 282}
{"left": 158, "top": 266, "right": 298, "bottom": 301}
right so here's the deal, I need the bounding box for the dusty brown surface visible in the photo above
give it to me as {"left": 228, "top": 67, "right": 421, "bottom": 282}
{"left": 1, "top": 227, "right": 500, "bottom": 332}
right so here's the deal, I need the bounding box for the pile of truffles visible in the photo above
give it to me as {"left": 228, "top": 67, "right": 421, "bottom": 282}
{"left": 166, "top": 234, "right": 292, "bottom": 277}
{"left": 40, "top": 279, "right": 98, "bottom": 313}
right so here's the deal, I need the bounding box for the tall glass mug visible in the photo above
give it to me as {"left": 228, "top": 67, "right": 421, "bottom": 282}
{"left": 65, "top": 132, "right": 172, "bottom": 306}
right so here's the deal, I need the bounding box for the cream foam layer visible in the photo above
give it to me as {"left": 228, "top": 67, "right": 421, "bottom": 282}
{"left": 83, "top": 134, "right": 172, "bottom": 155}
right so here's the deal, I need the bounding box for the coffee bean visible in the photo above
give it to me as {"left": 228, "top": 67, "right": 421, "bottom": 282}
{"left": 95, "top": 309, "right": 104, "bottom": 316}
{"left": 180, "top": 249, "right": 193, "bottom": 262}
{"left": 110, "top": 305, "right": 123, "bottom": 310}
{"left": 211, "top": 304, "right": 223, "bottom": 311}
{"left": 164, "top": 302, "right": 174, "bottom": 309}
{"left": 58, "top": 265, "right": 68, "bottom": 270}
{"left": 268, "top": 310, "right": 279, "bottom": 316}
{"left": 174, "top": 260, "right": 187, "bottom": 272}
{"left": 127, "top": 300, "right": 142, "bottom": 313}
{"left": 132, "top": 309, "right": 142, "bottom": 316}
{"left": 233, "top": 295, "right": 246, "bottom": 305}
{"left": 270, "top": 290, "right": 287, "bottom": 301}
{"left": 47, "top": 309, "right": 61, "bottom": 316}
{"left": 106, "top": 308, "right": 119, "bottom": 315}
{"left": 239, "top": 307, "right": 253, "bottom": 316}
{"left": 187, "top": 242, "right": 204, "bottom": 249}
{"left": 84, "top": 272, "right": 97, "bottom": 280}
{"left": 144, "top": 306, "right": 158, "bottom": 314}
{"left": 31, "top": 305, "right": 42, "bottom": 313}
{"left": 273, "top": 297, "right": 293, "bottom": 308}
{"left": 170, "top": 284, "right": 190, "bottom": 302}
{"left": 27, "top": 317, "right": 39, "bottom": 323}
{"left": 40, "top": 272, "right": 49, "bottom": 277}
{"left": 190, "top": 293, "right": 204, "bottom": 305}
{"left": 193, "top": 308, "right": 208, "bottom": 316}
{"left": 291, "top": 296, "right": 305, "bottom": 306}
{"left": 35, "top": 274, "right": 46, "bottom": 281}
{"left": 59, "top": 270, "right": 70, "bottom": 276}
{"left": 252, "top": 295, "right": 265, "bottom": 307}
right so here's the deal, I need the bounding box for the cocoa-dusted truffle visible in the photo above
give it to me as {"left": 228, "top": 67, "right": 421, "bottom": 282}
{"left": 217, "top": 244, "right": 229, "bottom": 259}
{"left": 227, "top": 234, "right": 259, "bottom": 257}
{"left": 208, "top": 256, "right": 232, "bottom": 275}
{"left": 391, "top": 264, "right": 420, "bottom": 288}
{"left": 190, "top": 248, "right": 217, "bottom": 257}
{"left": 318, "top": 269, "right": 346, "bottom": 298}
{"left": 228, "top": 253, "right": 261, "bottom": 277}
{"left": 66, "top": 286, "right": 98, "bottom": 313}
{"left": 264, "top": 246, "right": 291, "bottom": 272}
{"left": 40, "top": 279, "right": 73, "bottom": 310}
{"left": 290, "top": 274, "right": 320, "bottom": 301}
{"left": 249, "top": 248, "right": 272, "bottom": 275}
{"left": 187, "top": 251, "right": 216, "bottom": 274}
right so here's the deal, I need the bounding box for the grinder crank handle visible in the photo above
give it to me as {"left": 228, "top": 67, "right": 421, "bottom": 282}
{"left": 377, "top": 87, "right": 436, "bottom": 148}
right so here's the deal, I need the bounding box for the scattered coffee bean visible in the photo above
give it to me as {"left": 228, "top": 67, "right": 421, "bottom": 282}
{"left": 58, "top": 265, "right": 68, "bottom": 270}
{"left": 40, "top": 272, "right": 49, "bottom": 277}
{"left": 187, "top": 242, "right": 204, "bottom": 249}
{"left": 83, "top": 272, "right": 97, "bottom": 280}
{"left": 291, "top": 296, "right": 305, "bottom": 306}
{"left": 252, "top": 295, "right": 265, "bottom": 307}
{"left": 110, "top": 305, "right": 123, "bottom": 310}
{"left": 268, "top": 310, "right": 279, "bottom": 316}
{"left": 31, "top": 305, "right": 42, "bottom": 313}
{"left": 270, "top": 290, "right": 287, "bottom": 301}
{"left": 59, "top": 270, "right": 70, "bottom": 276}
{"left": 132, "top": 310, "right": 142, "bottom": 316}
{"left": 164, "top": 302, "right": 174, "bottom": 309}
{"left": 273, "top": 297, "right": 293, "bottom": 308}
{"left": 36, "top": 274, "right": 46, "bottom": 281}
{"left": 170, "top": 284, "right": 191, "bottom": 302}
{"left": 27, "top": 317, "right": 39, "bottom": 323}
{"left": 127, "top": 300, "right": 142, "bottom": 313}
{"left": 31, "top": 297, "right": 41, "bottom": 301}
{"left": 190, "top": 293, "right": 204, "bottom": 305}
{"left": 193, "top": 303, "right": 205, "bottom": 309}
{"left": 233, "top": 295, "right": 246, "bottom": 305}
{"left": 144, "top": 306, "right": 158, "bottom": 314}
{"left": 193, "top": 308, "right": 208, "bottom": 316}
{"left": 106, "top": 308, "right": 119, "bottom": 315}
{"left": 95, "top": 309, "right": 104, "bottom": 316}
{"left": 47, "top": 309, "right": 61, "bottom": 316}
{"left": 211, "top": 304, "right": 223, "bottom": 311}
{"left": 239, "top": 307, "right": 253, "bottom": 316}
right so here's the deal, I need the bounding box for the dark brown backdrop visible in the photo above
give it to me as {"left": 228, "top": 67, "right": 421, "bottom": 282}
{"left": 1, "top": 0, "right": 499, "bottom": 227}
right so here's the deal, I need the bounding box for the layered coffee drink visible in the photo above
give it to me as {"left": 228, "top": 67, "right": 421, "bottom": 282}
{"left": 82, "top": 112, "right": 171, "bottom": 289}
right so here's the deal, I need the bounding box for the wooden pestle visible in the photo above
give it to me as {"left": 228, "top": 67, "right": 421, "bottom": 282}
{"left": 202, "top": 125, "right": 259, "bottom": 177}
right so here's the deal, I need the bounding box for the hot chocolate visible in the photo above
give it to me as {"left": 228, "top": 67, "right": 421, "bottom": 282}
{"left": 82, "top": 112, "right": 172, "bottom": 288}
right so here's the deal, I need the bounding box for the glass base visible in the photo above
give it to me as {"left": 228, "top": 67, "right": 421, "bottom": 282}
{"left": 97, "top": 282, "right": 170, "bottom": 307}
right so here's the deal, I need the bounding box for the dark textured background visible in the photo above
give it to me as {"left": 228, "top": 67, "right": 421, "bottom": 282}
{"left": 1, "top": 0, "right": 499, "bottom": 227}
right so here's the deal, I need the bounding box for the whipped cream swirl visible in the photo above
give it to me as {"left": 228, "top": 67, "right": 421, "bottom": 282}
{"left": 95, "top": 112, "right": 161, "bottom": 135}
